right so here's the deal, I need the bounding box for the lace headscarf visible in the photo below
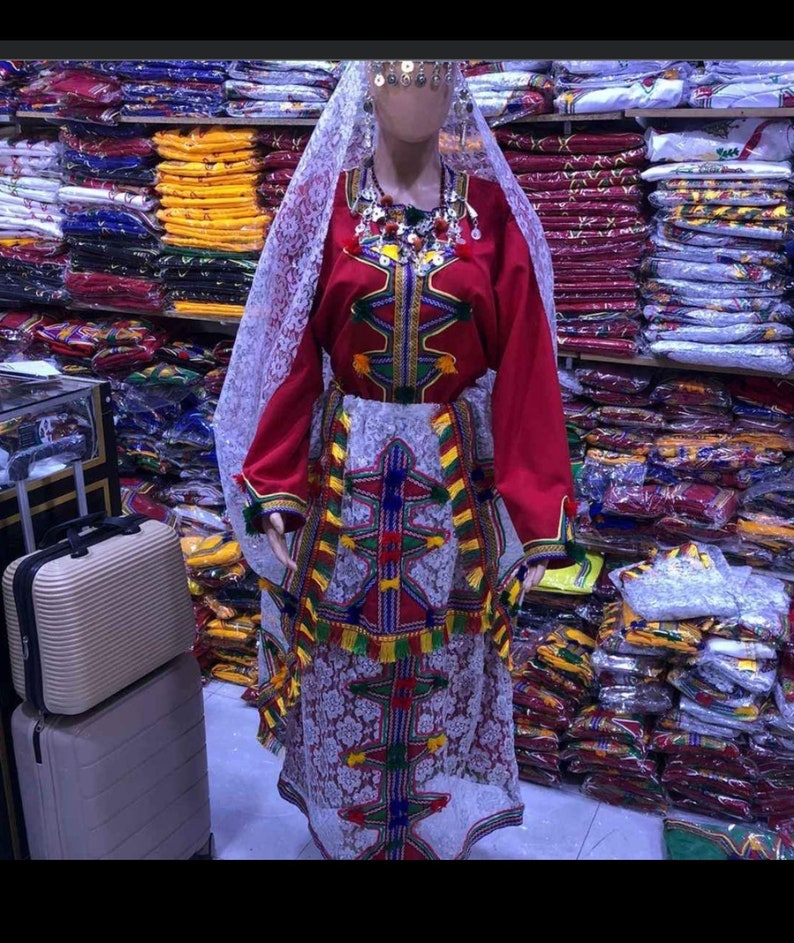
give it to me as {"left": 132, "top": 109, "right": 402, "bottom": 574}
{"left": 214, "top": 60, "right": 556, "bottom": 572}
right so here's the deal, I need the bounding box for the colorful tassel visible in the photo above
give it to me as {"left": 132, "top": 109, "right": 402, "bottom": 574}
{"left": 352, "top": 353, "right": 371, "bottom": 376}
{"left": 435, "top": 354, "right": 457, "bottom": 375}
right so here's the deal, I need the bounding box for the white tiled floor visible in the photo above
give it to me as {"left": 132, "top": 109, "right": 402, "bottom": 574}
{"left": 202, "top": 679, "right": 670, "bottom": 860}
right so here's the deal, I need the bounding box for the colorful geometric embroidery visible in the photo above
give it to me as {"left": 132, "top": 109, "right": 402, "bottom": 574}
{"left": 338, "top": 658, "right": 452, "bottom": 861}
{"left": 344, "top": 169, "right": 471, "bottom": 405}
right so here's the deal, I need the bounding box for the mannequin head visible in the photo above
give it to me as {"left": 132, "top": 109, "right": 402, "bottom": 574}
{"left": 368, "top": 61, "right": 455, "bottom": 144}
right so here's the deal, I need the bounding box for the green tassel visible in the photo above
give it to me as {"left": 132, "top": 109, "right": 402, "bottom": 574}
{"left": 394, "top": 385, "right": 416, "bottom": 404}
{"left": 353, "top": 633, "right": 370, "bottom": 656}
{"left": 386, "top": 744, "right": 407, "bottom": 770}
{"left": 568, "top": 541, "right": 587, "bottom": 564}
{"left": 455, "top": 301, "right": 472, "bottom": 321}
{"left": 404, "top": 205, "right": 426, "bottom": 226}
{"left": 430, "top": 484, "right": 449, "bottom": 505}
{"left": 242, "top": 503, "right": 261, "bottom": 537}
{"left": 351, "top": 299, "right": 371, "bottom": 322}
{"left": 395, "top": 638, "right": 410, "bottom": 660}
{"left": 452, "top": 612, "right": 468, "bottom": 635}
{"left": 345, "top": 475, "right": 354, "bottom": 494}
{"left": 316, "top": 621, "right": 331, "bottom": 644}
{"left": 432, "top": 629, "right": 444, "bottom": 650}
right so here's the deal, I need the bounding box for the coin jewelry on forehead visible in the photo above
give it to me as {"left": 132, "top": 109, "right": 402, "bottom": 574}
{"left": 401, "top": 60, "right": 415, "bottom": 74}
{"left": 415, "top": 62, "right": 427, "bottom": 87}
{"left": 373, "top": 61, "right": 385, "bottom": 87}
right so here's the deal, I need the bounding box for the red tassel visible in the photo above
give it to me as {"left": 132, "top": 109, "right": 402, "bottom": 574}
{"left": 233, "top": 473, "right": 247, "bottom": 494}
{"left": 344, "top": 237, "right": 362, "bottom": 256}
{"left": 564, "top": 496, "right": 577, "bottom": 517}
{"left": 454, "top": 242, "right": 472, "bottom": 260}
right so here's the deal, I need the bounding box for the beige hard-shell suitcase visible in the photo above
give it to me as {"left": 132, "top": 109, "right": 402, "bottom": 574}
{"left": 12, "top": 653, "right": 212, "bottom": 860}
{"left": 3, "top": 511, "right": 195, "bottom": 715}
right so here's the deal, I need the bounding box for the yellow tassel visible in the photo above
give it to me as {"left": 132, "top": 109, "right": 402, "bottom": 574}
{"left": 313, "top": 570, "right": 329, "bottom": 592}
{"left": 347, "top": 751, "right": 366, "bottom": 767}
{"left": 304, "top": 597, "right": 317, "bottom": 619}
{"left": 379, "top": 576, "right": 400, "bottom": 592}
{"left": 340, "top": 534, "right": 356, "bottom": 550}
{"left": 447, "top": 479, "right": 465, "bottom": 500}
{"left": 435, "top": 354, "right": 457, "bottom": 375}
{"left": 318, "top": 539, "right": 335, "bottom": 556}
{"left": 331, "top": 442, "right": 346, "bottom": 463}
{"left": 341, "top": 628, "right": 358, "bottom": 651}
{"left": 458, "top": 537, "right": 480, "bottom": 555}
{"left": 431, "top": 411, "right": 452, "bottom": 433}
{"left": 352, "top": 353, "right": 371, "bottom": 377}
{"left": 507, "top": 580, "right": 521, "bottom": 605}
{"left": 465, "top": 565, "right": 485, "bottom": 590}
{"left": 427, "top": 734, "right": 447, "bottom": 753}
{"left": 440, "top": 445, "right": 460, "bottom": 469}
{"left": 328, "top": 474, "right": 344, "bottom": 495}
{"left": 420, "top": 632, "right": 434, "bottom": 654}
{"left": 453, "top": 508, "right": 473, "bottom": 528}
{"left": 325, "top": 509, "right": 342, "bottom": 529}
{"left": 340, "top": 410, "right": 351, "bottom": 431}
{"left": 426, "top": 535, "right": 445, "bottom": 549}
{"left": 379, "top": 638, "right": 396, "bottom": 662}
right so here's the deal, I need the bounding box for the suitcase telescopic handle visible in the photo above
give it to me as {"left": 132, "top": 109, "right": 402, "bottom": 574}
{"left": 39, "top": 512, "right": 144, "bottom": 553}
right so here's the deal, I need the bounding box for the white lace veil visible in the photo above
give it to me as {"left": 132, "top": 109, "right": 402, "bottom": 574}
{"left": 214, "top": 60, "right": 556, "bottom": 573}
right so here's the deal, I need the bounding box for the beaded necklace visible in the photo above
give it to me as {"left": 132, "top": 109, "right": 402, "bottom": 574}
{"left": 353, "top": 158, "right": 480, "bottom": 276}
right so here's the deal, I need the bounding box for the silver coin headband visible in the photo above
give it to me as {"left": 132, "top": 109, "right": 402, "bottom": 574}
{"left": 371, "top": 61, "right": 455, "bottom": 88}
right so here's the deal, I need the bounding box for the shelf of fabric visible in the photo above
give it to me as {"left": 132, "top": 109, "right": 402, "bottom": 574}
{"left": 558, "top": 351, "right": 792, "bottom": 379}
{"left": 627, "top": 107, "right": 794, "bottom": 119}
{"left": 155, "top": 309, "right": 244, "bottom": 326}
{"left": 15, "top": 111, "right": 318, "bottom": 127}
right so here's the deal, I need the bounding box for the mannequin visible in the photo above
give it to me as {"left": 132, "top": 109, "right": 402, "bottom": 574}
{"left": 217, "top": 61, "right": 575, "bottom": 860}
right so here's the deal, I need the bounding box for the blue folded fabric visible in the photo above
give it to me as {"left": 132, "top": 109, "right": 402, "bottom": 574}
{"left": 63, "top": 209, "right": 159, "bottom": 241}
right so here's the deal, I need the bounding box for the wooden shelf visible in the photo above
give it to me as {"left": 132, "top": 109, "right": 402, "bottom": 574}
{"left": 15, "top": 110, "right": 317, "bottom": 127}
{"left": 557, "top": 350, "right": 793, "bottom": 379}
{"left": 627, "top": 107, "right": 794, "bottom": 119}
{"left": 503, "top": 111, "right": 627, "bottom": 124}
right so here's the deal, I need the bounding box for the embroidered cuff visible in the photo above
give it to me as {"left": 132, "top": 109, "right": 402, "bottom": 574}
{"left": 520, "top": 494, "right": 579, "bottom": 567}
{"left": 236, "top": 476, "right": 308, "bottom": 535}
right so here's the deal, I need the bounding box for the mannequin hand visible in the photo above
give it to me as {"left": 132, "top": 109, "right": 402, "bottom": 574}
{"left": 521, "top": 563, "right": 547, "bottom": 594}
{"left": 263, "top": 512, "right": 298, "bottom": 572}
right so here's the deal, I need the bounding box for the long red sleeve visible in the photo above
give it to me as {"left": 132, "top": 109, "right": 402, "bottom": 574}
{"left": 490, "top": 216, "right": 575, "bottom": 565}
{"left": 239, "top": 321, "right": 324, "bottom": 533}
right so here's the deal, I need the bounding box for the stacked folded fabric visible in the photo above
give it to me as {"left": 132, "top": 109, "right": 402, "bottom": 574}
{"left": 609, "top": 541, "right": 791, "bottom": 822}
{"left": 0, "top": 128, "right": 69, "bottom": 308}
{"left": 641, "top": 118, "right": 794, "bottom": 375}
{"left": 497, "top": 128, "right": 649, "bottom": 354}
{"left": 256, "top": 126, "right": 311, "bottom": 216}
{"left": 153, "top": 126, "right": 273, "bottom": 318}
{"left": 552, "top": 60, "right": 693, "bottom": 114}
{"left": 462, "top": 61, "right": 553, "bottom": 125}
{"left": 224, "top": 60, "right": 338, "bottom": 120}
{"left": 31, "top": 316, "right": 165, "bottom": 376}
{"left": 0, "top": 61, "right": 30, "bottom": 117}
{"left": 58, "top": 121, "right": 164, "bottom": 314}
{"left": 512, "top": 621, "right": 596, "bottom": 787}
{"left": 689, "top": 61, "right": 794, "bottom": 109}
{"left": 109, "top": 60, "right": 230, "bottom": 119}
{"left": 565, "top": 361, "right": 794, "bottom": 563}
{"left": 16, "top": 61, "right": 123, "bottom": 123}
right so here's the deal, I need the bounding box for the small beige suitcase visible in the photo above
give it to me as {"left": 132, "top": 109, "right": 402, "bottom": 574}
{"left": 3, "top": 512, "right": 196, "bottom": 715}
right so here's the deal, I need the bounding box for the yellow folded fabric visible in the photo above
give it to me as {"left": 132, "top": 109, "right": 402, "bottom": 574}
{"left": 159, "top": 195, "right": 260, "bottom": 211}
{"left": 155, "top": 144, "right": 258, "bottom": 163}
{"left": 157, "top": 158, "right": 265, "bottom": 178}
{"left": 171, "top": 300, "right": 247, "bottom": 318}
{"left": 163, "top": 214, "right": 270, "bottom": 233}
{"left": 154, "top": 127, "right": 258, "bottom": 149}
{"left": 158, "top": 206, "right": 264, "bottom": 222}
{"left": 163, "top": 233, "right": 265, "bottom": 251}
{"left": 156, "top": 179, "right": 258, "bottom": 198}
{"left": 186, "top": 534, "right": 243, "bottom": 569}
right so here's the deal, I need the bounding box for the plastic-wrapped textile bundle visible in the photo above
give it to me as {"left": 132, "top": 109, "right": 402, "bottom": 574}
{"left": 497, "top": 129, "right": 649, "bottom": 354}
{"left": 688, "top": 61, "right": 794, "bottom": 109}
{"left": 0, "top": 61, "right": 29, "bottom": 116}
{"left": 663, "top": 816, "right": 794, "bottom": 859}
{"left": 15, "top": 61, "right": 123, "bottom": 122}
{"left": 153, "top": 126, "right": 275, "bottom": 318}
{"left": 461, "top": 61, "right": 553, "bottom": 125}
{"left": 511, "top": 622, "right": 597, "bottom": 787}
{"left": 223, "top": 60, "right": 338, "bottom": 119}
{"left": 552, "top": 60, "right": 694, "bottom": 114}
{"left": 256, "top": 126, "right": 311, "bottom": 216}
{"left": 640, "top": 120, "right": 794, "bottom": 373}
{"left": 57, "top": 121, "right": 165, "bottom": 314}
{"left": 93, "top": 60, "right": 231, "bottom": 119}
{"left": 0, "top": 126, "right": 69, "bottom": 308}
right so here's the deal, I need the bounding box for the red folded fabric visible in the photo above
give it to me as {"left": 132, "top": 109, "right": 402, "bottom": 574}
{"left": 506, "top": 148, "right": 647, "bottom": 173}
{"left": 257, "top": 128, "right": 311, "bottom": 152}
{"left": 64, "top": 270, "right": 165, "bottom": 313}
{"left": 518, "top": 168, "right": 642, "bottom": 190}
{"left": 535, "top": 201, "right": 642, "bottom": 215}
{"left": 262, "top": 150, "right": 302, "bottom": 171}
{"left": 60, "top": 128, "right": 155, "bottom": 157}
{"left": 557, "top": 336, "right": 638, "bottom": 356}
{"left": 496, "top": 130, "right": 645, "bottom": 154}
{"left": 531, "top": 185, "right": 644, "bottom": 201}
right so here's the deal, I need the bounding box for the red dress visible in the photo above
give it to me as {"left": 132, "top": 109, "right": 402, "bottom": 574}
{"left": 237, "top": 166, "right": 575, "bottom": 859}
